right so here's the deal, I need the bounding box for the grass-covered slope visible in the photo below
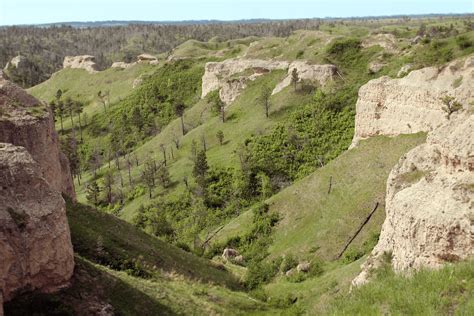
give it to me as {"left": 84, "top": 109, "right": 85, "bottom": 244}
{"left": 325, "top": 259, "right": 474, "bottom": 315}
{"left": 28, "top": 64, "right": 155, "bottom": 105}
{"left": 170, "top": 36, "right": 259, "bottom": 60}
{"left": 5, "top": 201, "right": 273, "bottom": 315}
{"left": 66, "top": 199, "right": 240, "bottom": 289}
{"left": 214, "top": 133, "right": 427, "bottom": 261}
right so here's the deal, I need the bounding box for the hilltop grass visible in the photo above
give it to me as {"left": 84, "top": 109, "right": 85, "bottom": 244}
{"left": 28, "top": 64, "right": 156, "bottom": 130}
{"left": 213, "top": 133, "right": 427, "bottom": 261}
{"left": 170, "top": 37, "right": 259, "bottom": 60}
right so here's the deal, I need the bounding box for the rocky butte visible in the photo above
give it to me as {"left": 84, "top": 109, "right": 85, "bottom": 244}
{"left": 351, "top": 56, "right": 474, "bottom": 286}
{"left": 0, "top": 72, "right": 75, "bottom": 314}
{"left": 201, "top": 58, "right": 337, "bottom": 105}
{"left": 63, "top": 55, "right": 99, "bottom": 73}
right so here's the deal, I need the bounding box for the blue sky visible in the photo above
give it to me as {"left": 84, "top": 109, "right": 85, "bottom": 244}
{"left": 0, "top": 0, "right": 472, "bottom": 26}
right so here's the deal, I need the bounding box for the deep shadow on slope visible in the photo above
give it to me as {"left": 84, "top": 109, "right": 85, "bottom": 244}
{"left": 66, "top": 199, "right": 241, "bottom": 290}
{"left": 5, "top": 257, "right": 175, "bottom": 316}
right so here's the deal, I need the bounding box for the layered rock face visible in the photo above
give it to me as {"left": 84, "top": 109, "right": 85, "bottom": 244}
{"left": 352, "top": 56, "right": 474, "bottom": 287}
{"left": 63, "top": 55, "right": 98, "bottom": 73}
{"left": 0, "top": 74, "right": 75, "bottom": 198}
{"left": 0, "top": 143, "right": 75, "bottom": 308}
{"left": 201, "top": 58, "right": 289, "bottom": 104}
{"left": 353, "top": 113, "right": 474, "bottom": 286}
{"left": 351, "top": 56, "right": 474, "bottom": 148}
{"left": 272, "top": 61, "right": 337, "bottom": 95}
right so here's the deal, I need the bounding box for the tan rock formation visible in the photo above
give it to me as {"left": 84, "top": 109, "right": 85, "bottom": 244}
{"left": 272, "top": 61, "right": 337, "bottom": 95}
{"left": 397, "top": 64, "right": 413, "bottom": 77}
{"left": 201, "top": 58, "right": 289, "bottom": 104}
{"left": 362, "top": 33, "right": 399, "bottom": 52}
{"left": 351, "top": 56, "right": 474, "bottom": 148}
{"left": 137, "top": 53, "right": 159, "bottom": 65}
{"left": 3, "top": 55, "right": 28, "bottom": 73}
{"left": 0, "top": 143, "right": 74, "bottom": 307}
{"left": 111, "top": 61, "right": 136, "bottom": 69}
{"left": 353, "top": 112, "right": 474, "bottom": 286}
{"left": 63, "top": 55, "right": 98, "bottom": 73}
{"left": 0, "top": 74, "right": 75, "bottom": 198}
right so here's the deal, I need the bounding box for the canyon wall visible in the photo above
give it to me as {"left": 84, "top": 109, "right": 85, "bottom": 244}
{"left": 352, "top": 56, "right": 474, "bottom": 287}
{"left": 0, "top": 144, "right": 75, "bottom": 309}
{"left": 0, "top": 73, "right": 75, "bottom": 311}
{"left": 0, "top": 74, "right": 75, "bottom": 198}
{"left": 350, "top": 56, "right": 473, "bottom": 148}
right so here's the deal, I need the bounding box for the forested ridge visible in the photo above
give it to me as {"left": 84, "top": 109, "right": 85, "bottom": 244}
{"left": 1, "top": 20, "right": 325, "bottom": 85}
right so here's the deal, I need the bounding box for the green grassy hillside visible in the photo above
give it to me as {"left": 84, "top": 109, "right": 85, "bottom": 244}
{"left": 16, "top": 18, "right": 474, "bottom": 314}
{"left": 66, "top": 199, "right": 240, "bottom": 288}
{"left": 28, "top": 64, "right": 156, "bottom": 130}
{"left": 212, "top": 134, "right": 426, "bottom": 261}
{"left": 4, "top": 201, "right": 274, "bottom": 315}
{"left": 170, "top": 37, "right": 260, "bottom": 60}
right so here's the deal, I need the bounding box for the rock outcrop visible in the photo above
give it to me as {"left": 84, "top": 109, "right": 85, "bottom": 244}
{"left": 351, "top": 56, "right": 474, "bottom": 287}
{"left": 362, "top": 33, "right": 399, "bottom": 52}
{"left": 137, "top": 54, "right": 159, "bottom": 65}
{"left": 0, "top": 143, "right": 75, "bottom": 309}
{"left": 63, "top": 55, "right": 98, "bottom": 73}
{"left": 201, "top": 58, "right": 289, "bottom": 104}
{"left": 350, "top": 56, "right": 474, "bottom": 148}
{"left": 111, "top": 61, "right": 135, "bottom": 69}
{"left": 272, "top": 61, "right": 337, "bottom": 95}
{"left": 3, "top": 55, "right": 29, "bottom": 74}
{"left": 0, "top": 73, "right": 75, "bottom": 198}
{"left": 353, "top": 112, "right": 474, "bottom": 286}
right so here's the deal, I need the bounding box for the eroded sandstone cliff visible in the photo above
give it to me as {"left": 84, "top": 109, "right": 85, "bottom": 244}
{"left": 0, "top": 143, "right": 74, "bottom": 312}
{"left": 0, "top": 74, "right": 75, "bottom": 198}
{"left": 272, "top": 60, "right": 337, "bottom": 95}
{"left": 201, "top": 58, "right": 337, "bottom": 105}
{"left": 352, "top": 56, "right": 474, "bottom": 287}
{"left": 201, "top": 58, "right": 289, "bottom": 104}
{"left": 63, "top": 55, "right": 99, "bottom": 73}
{"left": 350, "top": 56, "right": 473, "bottom": 148}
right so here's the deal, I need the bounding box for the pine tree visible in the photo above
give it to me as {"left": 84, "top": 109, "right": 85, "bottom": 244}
{"left": 174, "top": 102, "right": 186, "bottom": 135}
{"left": 212, "top": 94, "right": 225, "bottom": 123}
{"left": 86, "top": 180, "right": 101, "bottom": 206}
{"left": 291, "top": 68, "right": 299, "bottom": 91}
{"left": 103, "top": 169, "right": 115, "bottom": 204}
{"left": 142, "top": 160, "right": 156, "bottom": 198}
{"left": 64, "top": 96, "right": 75, "bottom": 128}
{"left": 260, "top": 85, "right": 272, "bottom": 118}
{"left": 216, "top": 130, "right": 224, "bottom": 145}
{"left": 193, "top": 149, "right": 209, "bottom": 193}
{"left": 157, "top": 164, "right": 171, "bottom": 188}
{"left": 56, "top": 100, "right": 65, "bottom": 132}
{"left": 73, "top": 100, "right": 84, "bottom": 142}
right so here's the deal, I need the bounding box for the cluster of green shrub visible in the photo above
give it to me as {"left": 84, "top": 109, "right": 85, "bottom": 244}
{"left": 244, "top": 90, "right": 355, "bottom": 184}
{"left": 86, "top": 59, "right": 204, "bottom": 152}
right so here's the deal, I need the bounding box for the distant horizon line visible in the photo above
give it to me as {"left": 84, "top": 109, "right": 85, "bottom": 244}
{"left": 1, "top": 12, "right": 473, "bottom": 27}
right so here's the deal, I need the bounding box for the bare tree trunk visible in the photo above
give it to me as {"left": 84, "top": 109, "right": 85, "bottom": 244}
{"left": 335, "top": 202, "right": 379, "bottom": 259}
{"left": 180, "top": 115, "right": 185, "bottom": 135}
{"left": 78, "top": 114, "right": 83, "bottom": 142}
